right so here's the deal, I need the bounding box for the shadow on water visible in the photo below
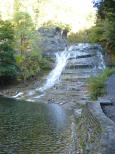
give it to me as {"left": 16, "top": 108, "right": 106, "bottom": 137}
{"left": 0, "top": 96, "right": 71, "bottom": 154}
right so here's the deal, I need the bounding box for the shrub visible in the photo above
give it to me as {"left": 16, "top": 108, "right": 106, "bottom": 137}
{"left": 88, "top": 68, "right": 115, "bottom": 100}
{"left": 16, "top": 53, "right": 51, "bottom": 80}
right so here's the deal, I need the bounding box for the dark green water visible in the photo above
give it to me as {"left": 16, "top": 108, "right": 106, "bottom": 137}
{"left": 0, "top": 97, "right": 71, "bottom": 154}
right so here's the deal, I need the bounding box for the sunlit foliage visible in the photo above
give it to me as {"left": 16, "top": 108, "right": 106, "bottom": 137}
{"left": 13, "top": 12, "right": 34, "bottom": 54}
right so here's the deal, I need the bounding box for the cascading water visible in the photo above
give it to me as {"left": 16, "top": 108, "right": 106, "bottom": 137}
{"left": 12, "top": 43, "right": 106, "bottom": 100}
{"left": 92, "top": 45, "right": 106, "bottom": 75}
{"left": 38, "top": 49, "right": 70, "bottom": 92}
{"left": 97, "top": 50, "right": 106, "bottom": 70}
{"left": 27, "top": 48, "right": 70, "bottom": 98}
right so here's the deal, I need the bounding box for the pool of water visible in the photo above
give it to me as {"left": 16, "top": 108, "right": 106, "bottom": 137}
{"left": 0, "top": 44, "right": 105, "bottom": 154}
{"left": 0, "top": 96, "right": 71, "bottom": 154}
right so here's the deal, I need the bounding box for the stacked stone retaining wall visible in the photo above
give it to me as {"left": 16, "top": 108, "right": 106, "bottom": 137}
{"left": 77, "top": 101, "right": 115, "bottom": 154}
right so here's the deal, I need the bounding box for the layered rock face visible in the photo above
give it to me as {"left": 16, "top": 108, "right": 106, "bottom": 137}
{"left": 38, "top": 27, "right": 68, "bottom": 54}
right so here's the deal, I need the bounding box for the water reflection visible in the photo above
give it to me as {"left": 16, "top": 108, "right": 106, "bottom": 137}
{"left": 0, "top": 96, "right": 71, "bottom": 154}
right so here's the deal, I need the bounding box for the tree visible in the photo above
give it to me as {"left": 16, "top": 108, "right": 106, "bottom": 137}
{"left": 13, "top": 12, "right": 34, "bottom": 54}
{"left": 0, "top": 20, "right": 18, "bottom": 85}
{"left": 94, "top": 0, "right": 115, "bottom": 20}
{"left": 92, "top": 0, "right": 115, "bottom": 51}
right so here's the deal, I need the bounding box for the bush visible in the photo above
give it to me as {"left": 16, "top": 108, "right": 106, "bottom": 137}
{"left": 88, "top": 68, "right": 115, "bottom": 100}
{"left": 68, "top": 31, "right": 87, "bottom": 43}
{"left": 16, "top": 53, "right": 51, "bottom": 80}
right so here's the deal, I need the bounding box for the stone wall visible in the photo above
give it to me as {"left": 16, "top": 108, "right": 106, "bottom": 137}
{"left": 77, "top": 101, "right": 115, "bottom": 154}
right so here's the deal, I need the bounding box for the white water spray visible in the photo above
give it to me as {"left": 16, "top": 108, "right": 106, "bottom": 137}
{"left": 12, "top": 44, "right": 106, "bottom": 100}
{"left": 97, "top": 50, "right": 106, "bottom": 70}
{"left": 38, "top": 49, "right": 70, "bottom": 92}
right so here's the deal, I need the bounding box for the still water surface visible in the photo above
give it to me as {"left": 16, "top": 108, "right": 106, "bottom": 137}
{"left": 0, "top": 96, "right": 71, "bottom": 154}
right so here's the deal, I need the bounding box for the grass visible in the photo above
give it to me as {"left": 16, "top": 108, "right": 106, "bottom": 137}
{"left": 88, "top": 68, "right": 115, "bottom": 100}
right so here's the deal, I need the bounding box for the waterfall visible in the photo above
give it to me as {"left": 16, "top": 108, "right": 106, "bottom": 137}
{"left": 97, "top": 50, "right": 106, "bottom": 70}
{"left": 31, "top": 43, "right": 106, "bottom": 96}
{"left": 38, "top": 49, "right": 70, "bottom": 92}
{"left": 12, "top": 43, "right": 106, "bottom": 100}
{"left": 93, "top": 46, "right": 106, "bottom": 73}
{"left": 27, "top": 48, "right": 70, "bottom": 98}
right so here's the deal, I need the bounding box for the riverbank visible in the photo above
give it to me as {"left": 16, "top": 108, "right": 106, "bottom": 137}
{"left": 0, "top": 70, "right": 49, "bottom": 98}
{"left": 76, "top": 58, "right": 115, "bottom": 153}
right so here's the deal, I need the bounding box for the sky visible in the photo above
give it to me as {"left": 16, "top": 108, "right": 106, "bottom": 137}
{"left": 0, "top": 0, "right": 96, "bottom": 32}
{"left": 39, "top": 0, "right": 96, "bottom": 32}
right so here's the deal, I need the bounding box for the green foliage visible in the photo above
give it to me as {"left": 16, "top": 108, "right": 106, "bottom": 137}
{"left": 16, "top": 53, "right": 51, "bottom": 80}
{"left": 94, "top": 0, "right": 115, "bottom": 20}
{"left": 57, "top": 23, "right": 71, "bottom": 32}
{"left": 70, "top": 0, "right": 115, "bottom": 50}
{"left": 91, "top": 0, "right": 115, "bottom": 51}
{"left": 86, "top": 18, "right": 115, "bottom": 49}
{"left": 42, "top": 21, "right": 71, "bottom": 32}
{"left": 0, "top": 20, "right": 18, "bottom": 82}
{"left": 13, "top": 12, "right": 51, "bottom": 81}
{"left": 88, "top": 68, "right": 115, "bottom": 100}
{"left": 87, "top": 23, "right": 105, "bottom": 43}
{"left": 104, "top": 19, "right": 115, "bottom": 41}
{"left": 102, "top": 17, "right": 115, "bottom": 51}
{"left": 68, "top": 31, "right": 88, "bottom": 43}
{"left": 13, "top": 12, "right": 35, "bottom": 54}
{"left": 39, "top": 56, "right": 51, "bottom": 70}
{"left": 16, "top": 54, "right": 40, "bottom": 80}
{"left": 0, "top": 5, "right": 53, "bottom": 84}
{"left": 68, "top": 22, "right": 105, "bottom": 44}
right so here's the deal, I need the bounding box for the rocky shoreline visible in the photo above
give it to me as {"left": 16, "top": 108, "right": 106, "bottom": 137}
{"left": 0, "top": 70, "right": 50, "bottom": 98}
{"left": 0, "top": 76, "right": 40, "bottom": 98}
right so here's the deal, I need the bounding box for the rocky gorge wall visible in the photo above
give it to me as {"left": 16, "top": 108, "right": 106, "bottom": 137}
{"left": 77, "top": 101, "right": 115, "bottom": 154}
{"left": 38, "top": 27, "right": 68, "bottom": 55}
